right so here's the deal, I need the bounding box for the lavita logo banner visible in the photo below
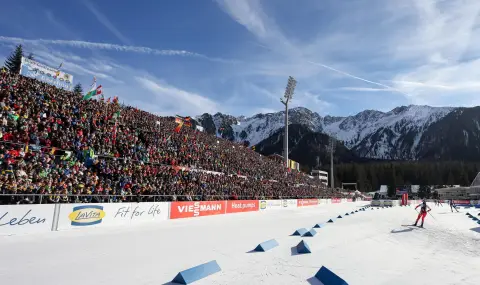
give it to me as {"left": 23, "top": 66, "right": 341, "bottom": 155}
{"left": 57, "top": 203, "right": 169, "bottom": 230}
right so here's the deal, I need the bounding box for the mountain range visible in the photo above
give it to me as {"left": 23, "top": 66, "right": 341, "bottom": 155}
{"left": 196, "top": 105, "right": 480, "bottom": 169}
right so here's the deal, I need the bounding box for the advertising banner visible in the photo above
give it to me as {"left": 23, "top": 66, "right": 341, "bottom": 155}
{"left": 371, "top": 200, "right": 381, "bottom": 206}
{"left": 170, "top": 201, "right": 226, "bottom": 219}
{"left": 226, "top": 200, "right": 258, "bottom": 214}
{"left": 319, "top": 199, "right": 327, "bottom": 204}
{"left": 0, "top": 204, "right": 55, "bottom": 236}
{"left": 265, "top": 200, "right": 283, "bottom": 210}
{"left": 286, "top": 199, "right": 298, "bottom": 208}
{"left": 297, "top": 199, "right": 319, "bottom": 207}
{"left": 56, "top": 202, "right": 169, "bottom": 230}
{"left": 453, "top": 200, "right": 471, "bottom": 205}
{"left": 259, "top": 200, "right": 267, "bottom": 210}
{"left": 20, "top": 57, "right": 74, "bottom": 91}
{"left": 383, "top": 200, "right": 393, "bottom": 206}
{"left": 331, "top": 198, "right": 341, "bottom": 204}
{"left": 347, "top": 198, "right": 353, "bottom": 202}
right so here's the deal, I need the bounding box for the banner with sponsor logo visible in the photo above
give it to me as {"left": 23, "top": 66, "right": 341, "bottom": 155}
{"left": 319, "top": 199, "right": 327, "bottom": 204}
{"left": 57, "top": 203, "right": 169, "bottom": 230}
{"left": 297, "top": 199, "right": 319, "bottom": 207}
{"left": 0, "top": 204, "right": 55, "bottom": 236}
{"left": 331, "top": 198, "right": 341, "bottom": 204}
{"left": 20, "top": 57, "right": 74, "bottom": 91}
{"left": 347, "top": 198, "right": 353, "bottom": 202}
{"left": 226, "top": 200, "right": 259, "bottom": 214}
{"left": 286, "top": 199, "right": 298, "bottom": 208}
{"left": 170, "top": 201, "right": 226, "bottom": 219}
{"left": 263, "top": 200, "right": 283, "bottom": 210}
{"left": 453, "top": 200, "right": 471, "bottom": 205}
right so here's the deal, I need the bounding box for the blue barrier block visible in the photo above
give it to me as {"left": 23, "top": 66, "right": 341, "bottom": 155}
{"left": 466, "top": 213, "right": 472, "bottom": 216}
{"left": 293, "top": 228, "right": 308, "bottom": 236}
{"left": 313, "top": 224, "right": 323, "bottom": 228}
{"left": 345, "top": 213, "right": 349, "bottom": 216}
{"left": 477, "top": 220, "right": 480, "bottom": 225}
{"left": 327, "top": 219, "right": 334, "bottom": 223}
{"left": 296, "top": 240, "right": 311, "bottom": 254}
{"left": 254, "top": 239, "right": 279, "bottom": 252}
{"left": 475, "top": 205, "right": 480, "bottom": 209}
{"left": 303, "top": 229, "right": 317, "bottom": 237}
{"left": 172, "top": 260, "right": 221, "bottom": 284}
{"left": 351, "top": 211, "right": 354, "bottom": 214}
{"left": 371, "top": 208, "right": 374, "bottom": 210}
{"left": 315, "top": 266, "right": 348, "bottom": 285}
{"left": 337, "top": 215, "right": 343, "bottom": 219}
{"left": 355, "top": 210, "right": 358, "bottom": 212}
{"left": 472, "top": 217, "right": 479, "bottom": 221}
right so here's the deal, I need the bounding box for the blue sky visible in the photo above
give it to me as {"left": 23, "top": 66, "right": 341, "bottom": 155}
{"left": 1, "top": 0, "right": 480, "bottom": 117}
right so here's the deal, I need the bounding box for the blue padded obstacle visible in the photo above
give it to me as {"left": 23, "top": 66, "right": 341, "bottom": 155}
{"left": 472, "top": 217, "right": 479, "bottom": 221}
{"left": 303, "top": 229, "right": 317, "bottom": 237}
{"left": 337, "top": 215, "right": 342, "bottom": 219}
{"left": 315, "top": 266, "right": 348, "bottom": 285}
{"left": 327, "top": 219, "right": 334, "bottom": 223}
{"left": 313, "top": 224, "right": 323, "bottom": 228}
{"left": 171, "top": 260, "right": 221, "bottom": 284}
{"left": 351, "top": 211, "right": 354, "bottom": 214}
{"left": 293, "top": 228, "right": 308, "bottom": 236}
{"left": 355, "top": 210, "right": 358, "bottom": 212}
{"left": 345, "top": 213, "right": 349, "bottom": 216}
{"left": 254, "top": 239, "right": 279, "bottom": 252}
{"left": 466, "top": 213, "right": 471, "bottom": 216}
{"left": 296, "top": 240, "right": 311, "bottom": 254}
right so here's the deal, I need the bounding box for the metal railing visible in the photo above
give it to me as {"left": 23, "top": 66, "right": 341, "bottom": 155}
{"left": 0, "top": 193, "right": 348, "bottom": 205}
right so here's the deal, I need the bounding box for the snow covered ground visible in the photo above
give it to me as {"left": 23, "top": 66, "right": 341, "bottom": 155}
{"left": 1, "top": 202, "right": 479, "bottom": 285}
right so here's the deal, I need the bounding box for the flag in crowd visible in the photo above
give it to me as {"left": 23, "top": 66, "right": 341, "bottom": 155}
{"left": 83, "top": 85, "right": 103, "bottom": 100}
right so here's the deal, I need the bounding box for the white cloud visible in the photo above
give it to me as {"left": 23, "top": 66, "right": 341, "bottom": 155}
{"left": 0, "top": 36, "right": 233, "bottom": 63}
{"left": 135, "top": 76, "right": 219, "bottom": 115}
{"left": 339, "top": 87, "right": 389, "bottom": 92}
{"left": 216, "top": 0, "right": 480, "bottom": 109}
{"left": 83, "top": 0, "right": 132, "bottom": 45}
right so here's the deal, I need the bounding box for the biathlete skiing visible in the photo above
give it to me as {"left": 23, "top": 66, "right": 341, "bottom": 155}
{"left": 412, "top": 200, "right": 431, "bottom": 228}
{"left": 449, "top": 199, "right": 459, "bottom": 213}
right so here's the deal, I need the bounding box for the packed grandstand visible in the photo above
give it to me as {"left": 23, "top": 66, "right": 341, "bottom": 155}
{"left": 0, "top": 70, "right": 352, "bottom": 205}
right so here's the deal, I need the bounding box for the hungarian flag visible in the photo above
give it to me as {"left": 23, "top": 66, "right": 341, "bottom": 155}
{"left": 83, "top": 85, "right": 103, "bottom": 100}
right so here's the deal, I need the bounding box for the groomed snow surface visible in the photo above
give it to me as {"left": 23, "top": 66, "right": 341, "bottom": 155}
{"left": 1, "top": 202, "right": 479, "bottom": 285}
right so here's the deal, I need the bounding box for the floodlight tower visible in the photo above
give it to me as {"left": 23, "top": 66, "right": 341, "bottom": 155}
{"left": 280, "top": 76, "right": 297, "bottom": 168}
{"left": 329, "top": 137, "right": 336, "bottom": 188}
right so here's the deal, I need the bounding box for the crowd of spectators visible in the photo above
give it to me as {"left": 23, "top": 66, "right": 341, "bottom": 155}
{"left": 0, "top": 70, "right": 349, "bottom": 205}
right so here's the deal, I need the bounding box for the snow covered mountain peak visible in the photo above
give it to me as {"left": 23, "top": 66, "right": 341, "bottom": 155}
{"left": 196, "top": 105, "right": 457, "bottom": 159}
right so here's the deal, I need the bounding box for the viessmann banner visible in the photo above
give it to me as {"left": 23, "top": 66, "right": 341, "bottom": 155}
{"left": 19, "top": 57, "right": 74, "bottom": 91}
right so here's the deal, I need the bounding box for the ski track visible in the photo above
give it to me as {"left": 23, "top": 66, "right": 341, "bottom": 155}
{"left": 0, "top": 203, "right": 478, "bottom": 285}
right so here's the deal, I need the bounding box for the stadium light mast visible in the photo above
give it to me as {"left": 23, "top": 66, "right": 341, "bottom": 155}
{"left": 280, "top": 76, "right": 297, "bottom": 168}
{"left": 329, "top": 137, "right": 336, "bottom": 189}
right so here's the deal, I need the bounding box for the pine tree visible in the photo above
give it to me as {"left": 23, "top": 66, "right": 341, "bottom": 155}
{"left": 73, "top": 83, "right": 83, "bottom": 95}
{"left": 4, "top": 45, "right": 24, "bottom": 74}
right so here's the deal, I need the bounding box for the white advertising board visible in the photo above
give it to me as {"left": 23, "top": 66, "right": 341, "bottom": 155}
{"left": 265, "top": 200, "right": 283, "bottom": 210}
{"left": 319, "top": 199, "right": 327, "bottom": 204}
{"left": 326, "top": 199, "right": 332, "bottom": 204}
{"left": 0, "top": 204, "right": 55, "bottom": 236}
{"left": 56, "top": 202, "right": 169, "bottom": 231}
{"left": 286, "top": 199, "right": 297, "bottom": 208}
